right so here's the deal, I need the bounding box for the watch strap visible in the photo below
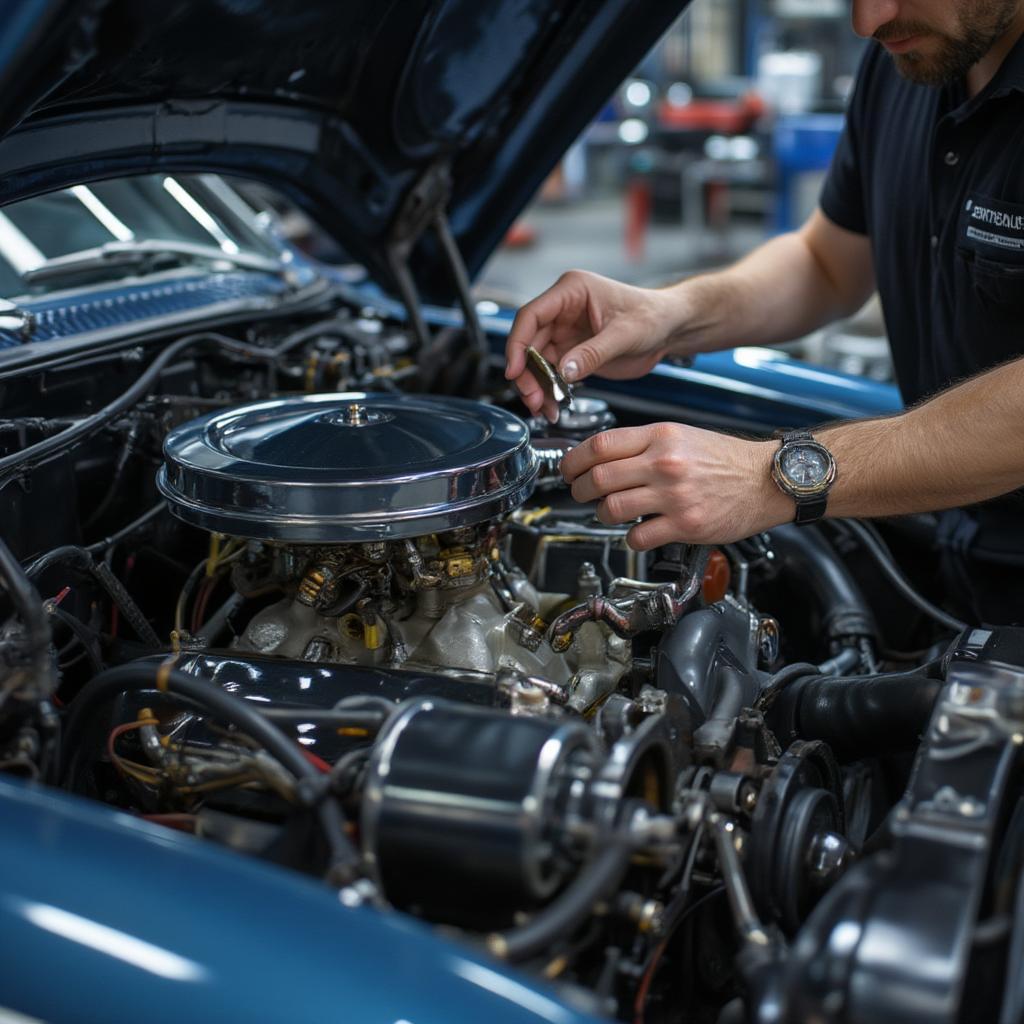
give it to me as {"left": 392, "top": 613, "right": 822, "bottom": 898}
{"left": 794, "top": 495, "right": 828, "bottom": 525}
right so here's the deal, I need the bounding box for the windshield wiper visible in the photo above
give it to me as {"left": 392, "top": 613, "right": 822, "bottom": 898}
{"left": 21, "top": 239, "right": 287, "bottom": 286}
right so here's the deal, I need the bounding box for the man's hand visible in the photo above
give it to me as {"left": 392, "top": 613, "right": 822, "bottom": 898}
{"left": 503, "top": 211, "right": 876, "bottom": 422}
{"left": 560, "top": 422, "right": 792, "bottom": 549}
{"left": 505, "top": 270, "right": 679, "bottom": 421}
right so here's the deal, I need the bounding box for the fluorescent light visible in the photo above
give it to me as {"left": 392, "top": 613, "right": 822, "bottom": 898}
{"left": 70, "top": 185, "right": 134, "bottom": 241}
{"left": 0, "top": 211, "right": 45, "bottom": 273}
{"left": 162, "top": 177, "right": 240, "bottom": 255}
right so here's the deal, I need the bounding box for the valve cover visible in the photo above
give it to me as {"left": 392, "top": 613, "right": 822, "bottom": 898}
{"left": 157, "top": 393, "right": 538, "bottom": 542}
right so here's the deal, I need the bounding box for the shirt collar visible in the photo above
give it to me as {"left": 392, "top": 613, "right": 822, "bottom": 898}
{"left": 948, "top": 28, "right": 1024, "bottom": 123}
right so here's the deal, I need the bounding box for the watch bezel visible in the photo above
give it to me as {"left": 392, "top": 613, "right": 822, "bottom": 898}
{"left": 772, "top": 439, "right": 837, "bottom": 498}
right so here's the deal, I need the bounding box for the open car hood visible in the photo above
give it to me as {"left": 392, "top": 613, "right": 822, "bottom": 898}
{"left": 0, "top": 0, "right": 686, "bottom": 303}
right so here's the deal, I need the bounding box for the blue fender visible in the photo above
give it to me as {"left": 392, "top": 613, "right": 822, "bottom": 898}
{"left": 0, "top": 778, "right": 604, "bottom": 1024}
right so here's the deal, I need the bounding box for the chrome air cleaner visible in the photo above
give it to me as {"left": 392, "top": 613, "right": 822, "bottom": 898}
{"left": 158, "top": 393, "right": 538, "bottom": 542}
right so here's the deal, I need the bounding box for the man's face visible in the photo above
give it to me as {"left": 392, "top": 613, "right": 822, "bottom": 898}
{"left": 852, "top": 0, "right": 1021, "bottom": 85}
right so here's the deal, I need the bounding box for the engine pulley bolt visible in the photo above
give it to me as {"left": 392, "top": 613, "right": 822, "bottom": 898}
{"left": 742, "top": 786, "right": 758, "bottom": 812}
{"left": 807, "top": 830, "right": 854, "bottom": 886}
{"left": 619, "top": 893, "right": 666, "bottom": 935}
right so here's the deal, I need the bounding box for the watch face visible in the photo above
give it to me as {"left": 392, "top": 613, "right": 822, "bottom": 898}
{"left": 780, "top": 444, "right": 829, "bottom": 489}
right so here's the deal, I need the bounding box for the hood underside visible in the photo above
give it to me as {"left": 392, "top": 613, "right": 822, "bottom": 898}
{"left": 0, "top": 0, "right": 686, "bottom": 303}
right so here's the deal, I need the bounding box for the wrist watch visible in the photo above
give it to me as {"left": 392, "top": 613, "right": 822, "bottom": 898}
{"left": 771, "top": 430, "right": 837, "bottom": 525}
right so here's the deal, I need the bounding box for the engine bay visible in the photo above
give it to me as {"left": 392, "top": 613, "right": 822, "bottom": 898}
{"left": 2, "top": 302, "right": 1022, "bottom": 1024}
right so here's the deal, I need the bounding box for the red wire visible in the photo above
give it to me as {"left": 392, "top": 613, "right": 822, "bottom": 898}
{"left": 106, "top": 718, "right": 155, "bottom": 775}
{"left": 301, "top": 748, "right": 332, "bottom": 774}
{"left": 191, "top": 576, "right": 216, "bottom": 633}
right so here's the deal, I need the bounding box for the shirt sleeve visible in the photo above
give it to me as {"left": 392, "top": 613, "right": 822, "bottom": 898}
{"left": 819, "top": 46, "right": 876, "bottom": 235}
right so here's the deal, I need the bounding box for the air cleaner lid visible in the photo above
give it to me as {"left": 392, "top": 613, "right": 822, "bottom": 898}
{"left": 157, "top": 393, "right": 538, "bottom": 542}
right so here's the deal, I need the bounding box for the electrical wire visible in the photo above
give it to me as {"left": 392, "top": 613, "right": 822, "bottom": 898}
{"left": 60, "top": 663, "right": 364, "bottom": 886}
{"left": 23, "top": 545, "right": 160, "bottom": 647}
{"left": 85, "top": 501, "right": 166, "bottom": 556}
{"left": 633, "top": 887, "right": 726, "bottom": 1024}
{"left": 106, "top": 717, "right": 161, "bottom": 783}
{"left": 48, "top": 607, "right": 103, "bottom": 675}
{"left": 0, "top": 332, "right": 272, "bottom": 487}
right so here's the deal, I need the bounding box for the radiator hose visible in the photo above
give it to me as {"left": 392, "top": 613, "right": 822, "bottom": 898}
{"left": 768, "top": 665, "right": 942, "bottom": 761}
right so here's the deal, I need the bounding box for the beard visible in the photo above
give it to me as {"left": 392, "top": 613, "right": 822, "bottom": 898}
{"left": 876, "top": 0, "right": 1020, "bottom": 86}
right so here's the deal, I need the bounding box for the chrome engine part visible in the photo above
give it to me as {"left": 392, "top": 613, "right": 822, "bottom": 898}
{"left": 157, "top": 392, "right": 538, "bottom": 541}
{"left": 159, "top": 393, "right": 634, "bottom": 697}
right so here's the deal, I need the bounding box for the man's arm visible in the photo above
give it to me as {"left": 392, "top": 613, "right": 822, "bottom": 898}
{"left": 662, "top": 209, "right": 876, "bottom": 354}
{"left": 561, "top": 357, "right": 1024, "bottom": 550}
{"left": 819, "top": 357, "right": 1024, "bottom": 517}
{"left": 505, "top": 209, "right": 875, "bottom": 420}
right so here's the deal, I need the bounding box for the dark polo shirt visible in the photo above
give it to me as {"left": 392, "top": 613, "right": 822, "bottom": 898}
{"left": 821, "top": 35, "right": 1024, "bottom": 607}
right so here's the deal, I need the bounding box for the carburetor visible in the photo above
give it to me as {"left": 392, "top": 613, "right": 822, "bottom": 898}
{"left": 158, "top": 392, "right": 631, "bottom": 697}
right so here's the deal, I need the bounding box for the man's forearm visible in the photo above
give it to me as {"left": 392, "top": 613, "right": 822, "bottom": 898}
{"left": 661, "top": 211, "right": 876, "bottom": 357}
{"left": 816, "top": 357, "right": 1024, "bottom": 518}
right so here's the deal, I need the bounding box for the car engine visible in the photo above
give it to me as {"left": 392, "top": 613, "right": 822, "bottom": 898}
{"left": 1, "top": 305, "right": 1022, "bottom": 1024}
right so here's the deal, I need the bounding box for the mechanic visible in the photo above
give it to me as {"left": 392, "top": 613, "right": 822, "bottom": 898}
{"left": 505, "top": 0, "right": 1024, "bottom": 625}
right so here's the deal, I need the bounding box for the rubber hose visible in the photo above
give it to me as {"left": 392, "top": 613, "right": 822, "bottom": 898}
{"left": 60, "top": 663, "right": 363, "bottom": 885}
{"left": 769, "top": 670, "right": 941, "bottom": 761}
{"left": 768, "top": 524, "right": 876, "bottom": 640}
{"left": 489, "top": 841, "right": 634, "bottom": 963}
{"left": 90, "top": 560, "right": 161, "bottom": 647}
{"left": 840, "top": 519, "right": 968, "bottom": 633}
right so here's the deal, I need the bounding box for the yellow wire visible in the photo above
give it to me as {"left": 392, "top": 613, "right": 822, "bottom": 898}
{"left": 178, "top": 773, "right": 258, "bottom": 795}
{"left": 205, "top": 533, "right": 223, "bottom": 577}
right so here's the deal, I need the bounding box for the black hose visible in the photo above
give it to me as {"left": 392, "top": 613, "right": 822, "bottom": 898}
{"left": 85, "top": 501, "right": 166, "bottom": 556}
{"left": 768, "top": 666, "right": 942, "bottom": 760}
{"left": 768, "top": 524, "right": 876, "bottom": 641}
{"left": 0, "top": 536, "right": 53, "bottom": 704}
{"left": 839, "top": 519, "right": 969, "bottom": 633}
{"left": 83, "top": 422, "right": 141, "bottom": 530}
{"left": 24, "top": 545, "right": 160, "bottom": 648}
{"left": 60, "top": 663, "right": 363, "bottom": 885}
{"left": 49, "top": 607, "right": 103, "bottom": 675}
{"left": 755, "top": 662, "right": 820, "bottom": 712}
{"left": 0, "top": 332, "right": 270, "bottom": 484}
{"left": 91, "top": 560, "right": 161, "bottom": 647}
{"left": 489, "top": 840, "right": 634, "bottom": 963}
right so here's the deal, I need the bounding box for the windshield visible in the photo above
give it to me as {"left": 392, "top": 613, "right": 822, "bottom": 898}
{"left": 0, "top": 174, "right": 281, "bottom": 300}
